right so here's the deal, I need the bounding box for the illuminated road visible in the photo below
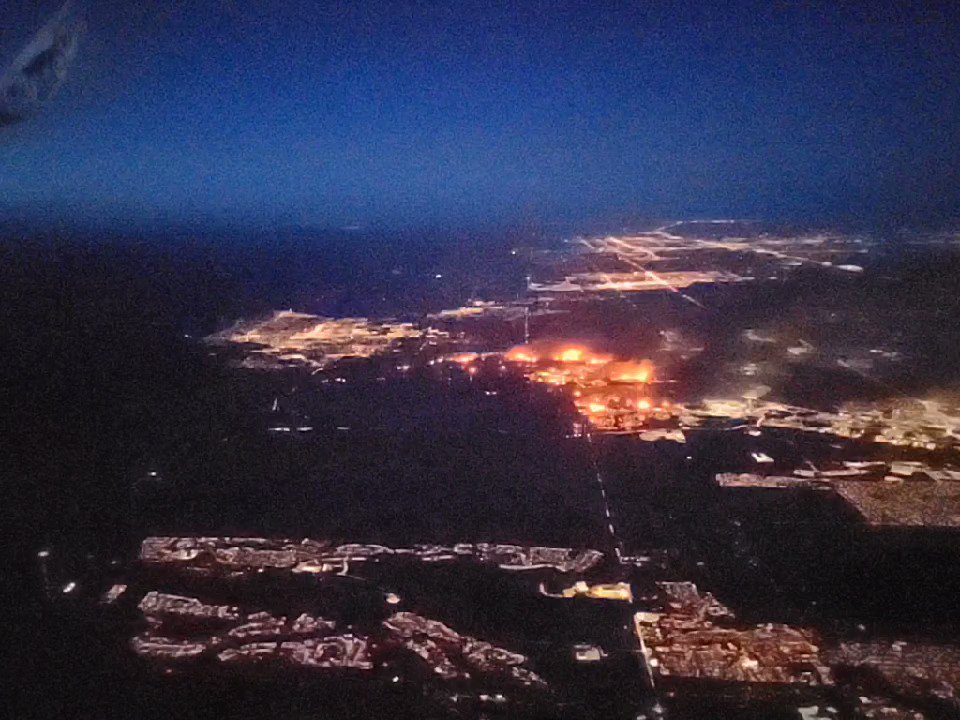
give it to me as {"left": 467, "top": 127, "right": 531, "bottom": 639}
{"left": 578, "top": 236, "right": 706, "bottom": 309}
{"left": 585, "top": 432, "right": 624, "bottom": 562}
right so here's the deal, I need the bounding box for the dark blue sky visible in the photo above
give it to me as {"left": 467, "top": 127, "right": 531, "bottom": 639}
{"left": 2, "top": 0, "right": 959, "bottom": 233}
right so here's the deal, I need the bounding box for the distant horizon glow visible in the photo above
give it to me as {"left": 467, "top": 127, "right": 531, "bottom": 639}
{"left": 2, "top": 0, "right": 959, "bottom": 235}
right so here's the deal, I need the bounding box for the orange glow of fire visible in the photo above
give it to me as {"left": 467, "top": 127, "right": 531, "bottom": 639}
{"left": 588, "top": 402, "right": 607, "bottom": 414}
{"left": 534, "top": 371, "right": 566, "bottom": 385}
{"left": 637, "top": 399, "right": 651, "bottom": 411}
{"left": 449, "top": 352, "right": 479, "bottom": 364}
{"left": 506, "top": 342, "right": 616, "bottom": 368}
{"left": 607, "top": 360, "right": 654, "bottom": 384}
{"left": 557, "top": 347, "right": 585, "bottom": 363}
{"left": 505, "top": 346, "right": 538, "bottom": 363}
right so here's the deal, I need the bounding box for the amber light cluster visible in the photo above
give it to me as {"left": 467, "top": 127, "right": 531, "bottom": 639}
{"left": 504, "top": 343, "right": 612, "bottom": 367}
{"left": 501, "top": 342, "right": 666, "bottom": 431}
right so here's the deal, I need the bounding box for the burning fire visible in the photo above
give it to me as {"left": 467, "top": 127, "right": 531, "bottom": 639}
{"left": 505, "top": 347, "right": 538, "bottom": 363}
{"left": 505, "top": 342, "right": 614, "bottom": 368}
{"left": 607, "top": 360, "right": 654, "bottom": 384}
{"left": 500, "top": 341, "right": 666, "bottom": 433}
{"left": 557, "top": 347, "right": 585, "bottom": 363}
{"left": 448, "top": 352, "right": 479, "bottom": 364}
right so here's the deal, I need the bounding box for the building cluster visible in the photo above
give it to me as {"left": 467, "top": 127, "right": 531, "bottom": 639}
{"left": 630, "top": 579, "right": 960, "bottom": 718}
{"left": 129, "top": 592, "right": 543, "bottom": 686}
{"left": 716, "top": 458, "right": 960, "bottom": 530}
{"left": 543, "top": 388, "right": 960, "bottom": 448}
{"left": 827, "top": 641, "right": 960, "bottom": 714}
{"left": 132, "top": 591, "right": 350, "bottom": 666}
{"left": 206, "top": 310, "right": 443, "bottom": 370}
{"left": 833, "top": 478, "right": 960, "bottom": 529}
{"left": 856, "top": 697, "right": 927, "bottom": 720}
{"left": 686, "top": 397, "right": 960, "bottom": 452}
{"left": 634, "top": 582, "right": 830, "bottom": 686}
{"left": 218, "top": 634, "right": 373, "bottom": 669}
{"left": 447, "top": 339, "right": 957, "bottom": 444}
{"left": 383, "top": 612, "right": 545, "bottom": 686}
{"left": 529, "top": 269, "right": 741, "bottom": 294}
{"left": 139, "top": 590, "right": 241, "bottom": 620}
{"left": 559, "top": 581, "right": 633, "bottom": 603}
{"left": 119, "top": 534, "right": 957, "bottom": 716}
{"left": 140, "top": 536, "right": 605, "bottom": 576}
{"left": 492, "top": 341, "right": 663, "bottom": 432}
{"left": 526, "top": 227, "right": 868, "bottom": 297}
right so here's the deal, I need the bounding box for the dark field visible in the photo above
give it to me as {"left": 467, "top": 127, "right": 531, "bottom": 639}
{"left": 8, "top": 231, "right": 960, "bottom": 719}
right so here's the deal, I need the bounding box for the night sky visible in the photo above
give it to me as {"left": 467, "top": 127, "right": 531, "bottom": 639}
{"left": 2, "top": 0, "right": 959, "bottom": 233}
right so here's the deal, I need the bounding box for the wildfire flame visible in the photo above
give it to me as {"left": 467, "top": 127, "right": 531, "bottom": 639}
{"left": 506, "top": 342, "right": 615, "bottom": 367}
{"left": 505, "top": 346, "right": 538, "bottom": 363}
{"left": 557, "top": 347, "right": 585, "bottom": 363}
{"left": 607, "top": 360, "right": 654, "bottom": 384}
{"left": 503, "top": 341, "right": 661, "bottom": 429}
{"left": 449, "top": 352, "right": 479, "bottom": 364}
